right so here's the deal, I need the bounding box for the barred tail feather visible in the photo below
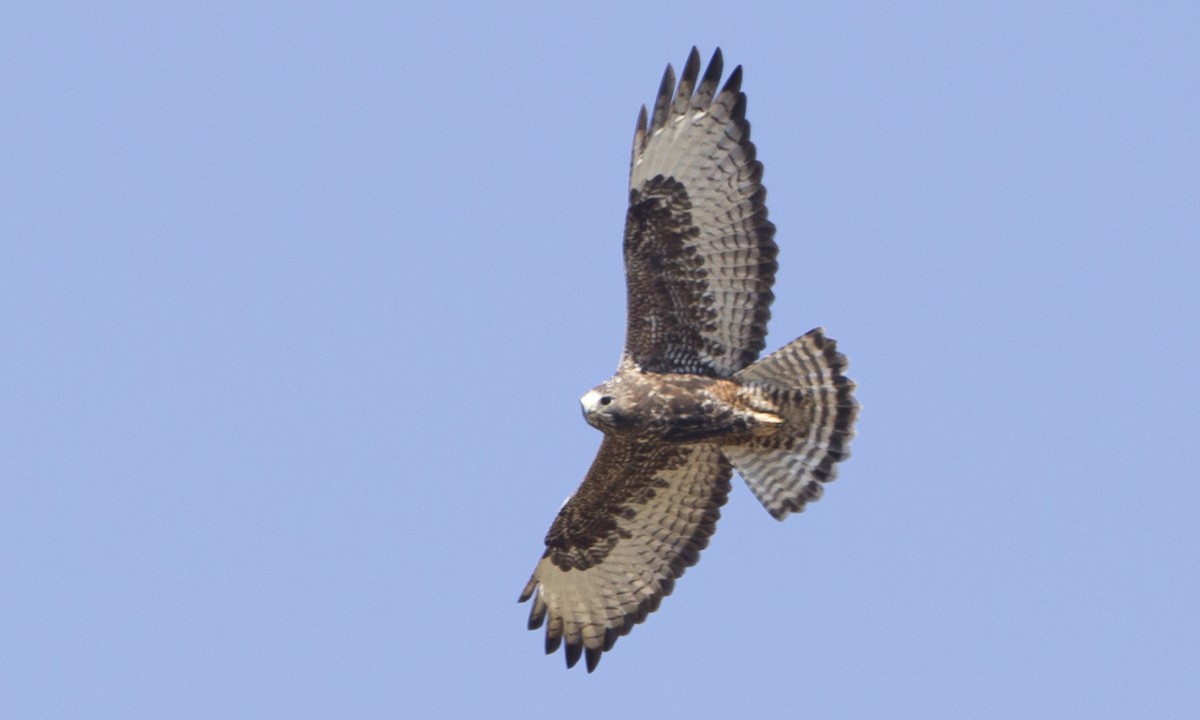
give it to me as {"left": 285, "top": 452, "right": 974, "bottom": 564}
{"left": 726, "top": 328, "right": 858, "bottom": 520}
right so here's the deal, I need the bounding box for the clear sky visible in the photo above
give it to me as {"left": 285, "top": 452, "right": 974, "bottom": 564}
{"left": 3, "top": 2, "right": 1198, "bottom": 718}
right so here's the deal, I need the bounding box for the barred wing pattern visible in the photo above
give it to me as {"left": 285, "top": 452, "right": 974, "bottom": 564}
{"left": 622, "top": 47, "right": 778, "bottom": 377}
{"left": 519, "top": 438, "right": 732, "bottom": 672}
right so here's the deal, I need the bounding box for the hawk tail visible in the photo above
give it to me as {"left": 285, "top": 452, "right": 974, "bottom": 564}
{"left": 726, "top": 328, "right": 858, "bottom": 520}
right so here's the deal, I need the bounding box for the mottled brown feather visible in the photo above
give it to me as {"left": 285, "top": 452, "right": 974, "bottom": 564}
{"left": 519, "top": 437, "right": 731, "bottom": 671}
{"left": 623, "top": 47, "right": 777, "bottom": 377}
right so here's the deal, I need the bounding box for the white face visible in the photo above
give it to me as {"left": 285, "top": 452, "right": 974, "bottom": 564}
{"left": 579, "top": 376, "right": 647, "bottom": 435}
{"left": 579, "top": 388, "right": 610, "bottom": 416}
{"left": 579, "top": 381, "right": 623, "bottom": 431}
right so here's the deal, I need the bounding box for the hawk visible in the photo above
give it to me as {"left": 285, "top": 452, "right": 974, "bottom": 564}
{"left": 519, "top": 48, "right": 858, "bottom": 672}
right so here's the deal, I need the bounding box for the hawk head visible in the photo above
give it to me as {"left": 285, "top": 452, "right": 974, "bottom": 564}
{"left": 580, "top": 379, "right": 638, "bottom": 433}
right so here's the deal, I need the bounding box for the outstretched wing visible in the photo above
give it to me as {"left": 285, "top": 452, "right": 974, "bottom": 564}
{"left": 519, "top": 437, "right": 732, "bottom": 672}
{"left": 622, "top": 47, "right": 778, "bottom": 377}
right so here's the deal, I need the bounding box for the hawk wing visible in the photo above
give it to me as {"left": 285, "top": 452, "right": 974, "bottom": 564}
{"left": 518, "top": 436, "right": 732, "bottom": 672}
{"left": 622, "top": 47, "right": 778, "bottom": 377}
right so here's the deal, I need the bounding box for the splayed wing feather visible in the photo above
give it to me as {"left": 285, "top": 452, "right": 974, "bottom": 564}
{"left": 622, "top": 47, "right": 777, "bottom": 377}
{"left": 519, "top": 437, "right": 732, "bottom": 672}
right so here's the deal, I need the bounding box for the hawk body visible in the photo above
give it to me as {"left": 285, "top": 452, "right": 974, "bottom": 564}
{"left": 520, "top": 48, "right": 858, "bottom": 672}
{"left": 580, "top": 371, "right": 782, "bottom": 443}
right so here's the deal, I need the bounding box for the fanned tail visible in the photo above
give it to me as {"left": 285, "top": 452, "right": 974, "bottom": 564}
{"left": 726, "top": 328, "right": 858, "bottom": 520}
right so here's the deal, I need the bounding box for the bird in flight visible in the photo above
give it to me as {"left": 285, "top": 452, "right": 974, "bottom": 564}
{"left": 519, "top": 47, "right": 858, "bottom": 672}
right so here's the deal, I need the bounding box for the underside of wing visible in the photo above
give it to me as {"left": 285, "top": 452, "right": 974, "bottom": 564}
{"left": 622, "top": 47, "right": 778, "bottom": 377}
{"left": 518, "top": 437, "right": 732, "bottom": 672}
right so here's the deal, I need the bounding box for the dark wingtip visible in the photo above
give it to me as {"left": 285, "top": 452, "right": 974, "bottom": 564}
{"left": 517, "top": 577, "right": 535, "bottom": 603}
{"left": 650, "top": 62, "right": 676, "bottom": 131}
{"left": 671, "top": 47, "right": 703, "bottom": 116}
{"left": 585, "top": 646, "right": 603, "bottom": 673}
{"left": 723, "top": 65, "right": 744, "bottom": 96}
{"left": 602, "top": 626, "right": 619, "bottom": 652}
{"left": 520, "top": 578, "right": 546, "bottom": 629}
{"left": 564, "top": 641, "right": 583, "bottom": 669}
{"left": 701, "top": 49, "right": 723, "bottom": 88}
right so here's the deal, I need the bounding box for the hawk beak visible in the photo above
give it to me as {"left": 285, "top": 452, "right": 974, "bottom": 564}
{"left": 580, "top": 389, "right": 602, "bottom": 416}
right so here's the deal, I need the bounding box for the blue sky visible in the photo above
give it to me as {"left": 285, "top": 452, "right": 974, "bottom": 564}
{"left": 3, "top": 2, "right": 1198, "bottom": 717}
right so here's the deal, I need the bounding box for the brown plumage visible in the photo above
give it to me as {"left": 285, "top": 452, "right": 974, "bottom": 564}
{"left": 519, "top": 48, "right": 858, "bottom": 672}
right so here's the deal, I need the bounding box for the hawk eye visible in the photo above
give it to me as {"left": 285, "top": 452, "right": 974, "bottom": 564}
{"left": 599, "top": 396, "right": 613, "bottom": 406}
